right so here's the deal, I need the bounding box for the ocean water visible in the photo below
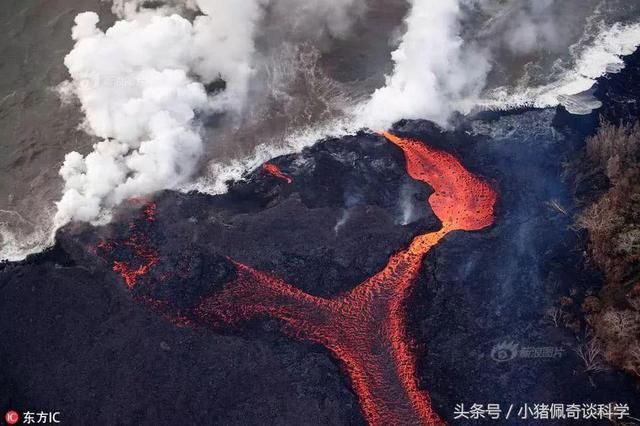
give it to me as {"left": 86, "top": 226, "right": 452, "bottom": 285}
{"left": 1, "top": 0, "right": 640, "bottom": 261}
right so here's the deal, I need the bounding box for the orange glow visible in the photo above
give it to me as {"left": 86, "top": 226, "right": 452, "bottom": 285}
{"left": 143, "top": 202, "right": 157, "bottom": 222}
{"left": 381, "top": 131, "right": 495, "bottom": 232}
{"left": 98, "top": 201, "right": 159, "bottom": 289}
{"left": 101, "top": 132, "right": 497, "bottom": 425}
{"left": 194, "top": 132, "right": 497, "bottom": 425}
{"left": 128, "top": 198, "right": 157, "bottom": 221}
{"left": 263, "top": 163, "right": 293, "bottom": 184}
{"left": 111, "top": 231, "right": 159, "bottom": 289}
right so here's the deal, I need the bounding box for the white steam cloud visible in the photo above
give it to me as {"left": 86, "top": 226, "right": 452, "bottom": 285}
{"left": 503, "top": 0, "right": 562, "bottom": 54}
{"left": 356, "top": 0, "right": 640, "bottom": 126}
{"left": 54, "top": 0, "right": 375, "bottom": 227}
{"left": 55, "top": 0, "right": 265, "bottom": 225}
{"left": 357, "top": 0, "right": 491, "bottom": 128}
{"left": 5, "top": 0, "right": 632, "bottom": 264}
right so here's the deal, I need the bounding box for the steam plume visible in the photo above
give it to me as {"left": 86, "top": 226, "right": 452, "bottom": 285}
{"left": 55, "top": 1, "right": 265, "bottom": 225}
{"left": 55, "top": 0, "right": 375, "bottom": 226}
{"left": 37, "top": 0, "right": 640, "bottom": 250}
{"left": 357, "top": 0, "right": 491, "bottom": 128}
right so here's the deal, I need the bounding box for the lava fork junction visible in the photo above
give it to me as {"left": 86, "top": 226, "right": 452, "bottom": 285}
{"left": 99, "top": 132, "right": 497, "bottom": 425}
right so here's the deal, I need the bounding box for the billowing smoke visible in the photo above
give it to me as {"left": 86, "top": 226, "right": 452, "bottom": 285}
{"left": 55, "top": 0, "right": 373, "bottom": 226}
{"left": 109, "top": 0, "right": 198, "bottom": 18}
{"left": 502, "top": 0, "right": 562, "bottom": 54}
{"left": 357, "top": 0, "right": 640, "bottom": 126}
{"left": 357, "top": 0, "right": 491, "bottom": 128}
{"left": 4, "top": 0, "right": 640, "bottom": 262}
{"left": 55, "top": 0, "right": 266, "bottom": 224}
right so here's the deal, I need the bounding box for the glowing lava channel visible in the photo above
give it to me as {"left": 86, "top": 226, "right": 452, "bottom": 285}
{"left": 101, "top": 133, "right": 496, "bottom": 425}
{"left": 263, "top": 163, "right": 293, "bottom": 184}
{"left": 98, "top": 201, "right": 159, "bottom": 288}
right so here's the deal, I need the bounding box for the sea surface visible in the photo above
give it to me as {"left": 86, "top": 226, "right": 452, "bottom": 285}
{"left": 1, "top": 0, "right": 640, "bottom": 260}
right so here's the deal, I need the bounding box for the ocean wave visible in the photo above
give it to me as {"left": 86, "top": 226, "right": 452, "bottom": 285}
{"left": 0, "top": 219, "right": 56, "bottom": 262}
{"left": 3, "top": 2, "right": 640, "bottom": 262}
{"left": 479, "top": 22, "right": 640, "bottom": 112}
{"left": 185, "top": 117, "right": 359, "bottom": 195}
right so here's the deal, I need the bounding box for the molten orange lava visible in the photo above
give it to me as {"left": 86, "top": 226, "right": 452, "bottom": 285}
{"left": 263, "top": 163, "right": 293, "bottom": 184}
{"left": 129, "top": 198, "right": 157, "bottom": 221}
{"left": 381, "top": 131, "right": 495, "bottom": 232}
{"left": 111, "top": 231, "right": 159, "bottom": 289}
{"left": 98, "top": 201, "right": 159, "bottom": 289}
{"left": 194, "top": 132, "right": 496, "bottom": 425}
{"left": 100, "top": 132, "right": 496, "bottom": 425}
{"left": 143, "top": 202, "right": 157, "bottom": 222}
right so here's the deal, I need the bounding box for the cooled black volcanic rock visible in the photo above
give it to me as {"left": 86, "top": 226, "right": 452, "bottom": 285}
{"left": 2, "top": 131, "right": 442, "bottom": 426}
{"left": 595, "top": 51, "right": 640, "bottom": 123}
{"left": 3, "top": 51, "right": 640, "bottom": 425}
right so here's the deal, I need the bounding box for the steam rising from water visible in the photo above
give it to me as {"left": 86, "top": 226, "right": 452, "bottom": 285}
{"left": 53, "top": 0, "right": 371, "bottom": 225}
{"left": 357, "top": 0, "right": 491, "bottom": 128}
{"left": 2, "top": 0, "right": 640, "bottom": 260}
{"left": 191, "top": 0, "right": 640, "bottom": 196}
{"left": 54, "top": 1, "right": 268, "bottom": 225}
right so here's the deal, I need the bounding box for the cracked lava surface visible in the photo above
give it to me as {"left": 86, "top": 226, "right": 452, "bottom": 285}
{"left": 99, "top": 132, "right": 497, "bottom": 425}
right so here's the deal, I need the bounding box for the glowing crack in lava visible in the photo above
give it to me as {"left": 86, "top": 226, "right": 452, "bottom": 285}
{"left": 101, "top": 133, "right": 496, "bottom": 425}
{"left": 98, "top": 202, "right": 159, "bottom": 289}
{"left": 263, "top": 163, "right": 293, "bottom": 184}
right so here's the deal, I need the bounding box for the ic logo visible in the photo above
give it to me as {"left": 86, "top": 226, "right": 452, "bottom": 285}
{"left": 490, "top": 341, "right": 519, "bottom": 362}
{"left": 5, "top": 410, "right": 19, "bottom": 425}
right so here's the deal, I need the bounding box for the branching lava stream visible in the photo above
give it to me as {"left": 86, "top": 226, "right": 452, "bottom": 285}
{"left": 100, "top": 132, "right": 497, "bottom": 425}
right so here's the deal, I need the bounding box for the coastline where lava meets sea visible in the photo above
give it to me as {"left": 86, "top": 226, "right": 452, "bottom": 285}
{"left": 95, "top": 131, "right": 496, "bottom": 425}
{"left": 2, "top": 49, "right": 640, "bottom": 425}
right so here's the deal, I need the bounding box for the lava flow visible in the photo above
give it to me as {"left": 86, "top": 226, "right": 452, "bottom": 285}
{"left": 195, "top": 132, "right": 496, "bottom": 425}
{"left": 100, "top": 133, "right": 496, "bottom": 425}
{"left": 263, "top": 163, "right": 293, "bottom": 184}
{"left": 97, "top": 201, "right": 159, "bottom": 289}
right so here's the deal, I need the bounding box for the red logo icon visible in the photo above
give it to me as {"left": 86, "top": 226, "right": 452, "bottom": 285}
{"left": 5, "top": 410, "right": 19, "bottom": 425}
